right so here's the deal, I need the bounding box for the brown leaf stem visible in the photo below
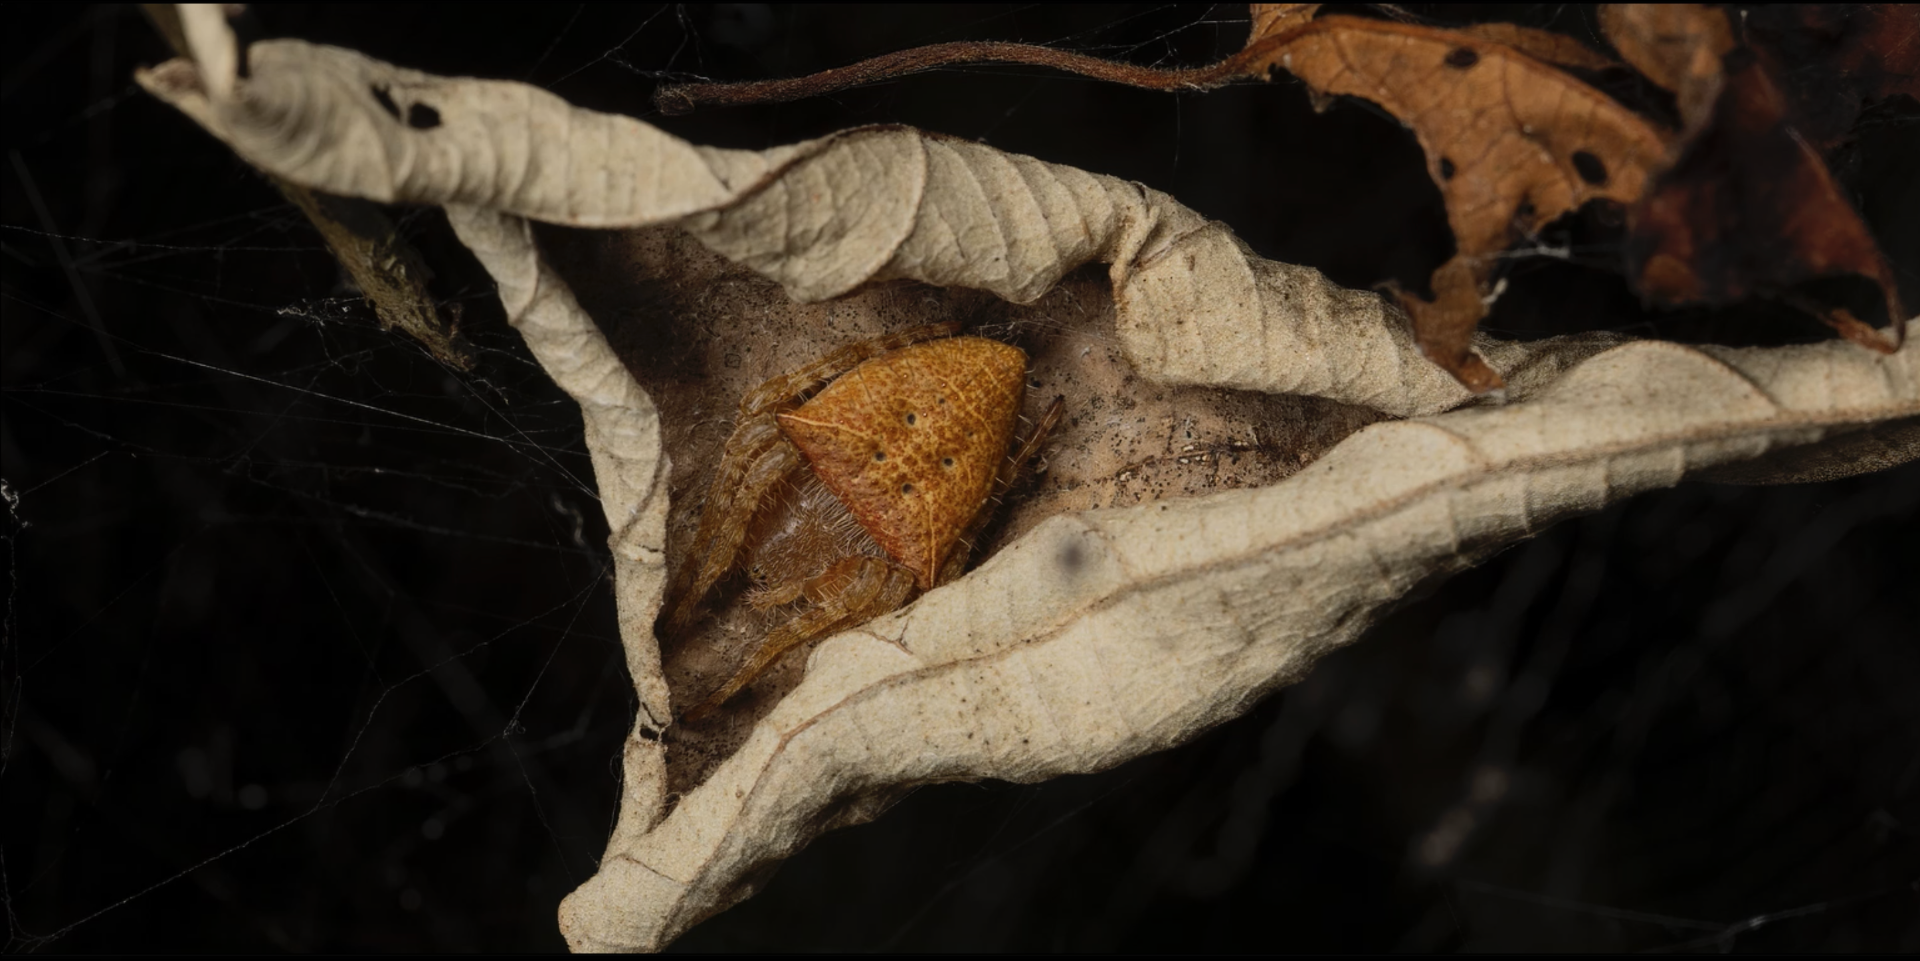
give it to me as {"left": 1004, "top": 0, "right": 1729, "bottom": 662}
{"left": 655, "top": 40, "right": 1260, "bottom": 114}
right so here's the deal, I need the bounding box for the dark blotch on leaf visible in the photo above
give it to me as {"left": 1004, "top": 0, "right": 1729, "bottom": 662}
{"left": 1056, "top": 539, "right": 1086, "bottom": 576}
{"left": 1572, "top": 150, "right": 1607, "bottom": 185}
{"left": 1445, "top": 47, "right": 1480, "bottom": 69}
{"left": 369, "top": 84, "right": 401, "bottom": 119}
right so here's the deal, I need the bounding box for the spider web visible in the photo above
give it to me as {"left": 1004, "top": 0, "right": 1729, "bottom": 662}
{"left": 3, "top": 4, "right": 1916, "bottom": 952}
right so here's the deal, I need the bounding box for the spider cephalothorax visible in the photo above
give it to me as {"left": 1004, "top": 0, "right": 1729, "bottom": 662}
{"left": 662, "top": 323, "right": 1060, "bottom": 720}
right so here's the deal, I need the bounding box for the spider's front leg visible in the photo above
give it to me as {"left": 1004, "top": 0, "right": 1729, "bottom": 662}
{"left": 736, "top": 321, "right": 963, "bottom": 416}
{"left": 659, "top": 414, "right": 803, "bottom": 639}
{"left": 684, "top": 555, "right": 916, "bottom": 722}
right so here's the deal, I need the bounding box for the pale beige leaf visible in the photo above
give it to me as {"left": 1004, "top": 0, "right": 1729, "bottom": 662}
{"left": 136, "top": 35, "right": 1507, "bottom": 417}
{"left": 554, "top": 319, "right": 1913, "bottom": 951}
{"left": 136, "top": 20, "right": 1920, "bottom": 953}
{"left": 442, "top": 206, "right": 675, "bottom": 758}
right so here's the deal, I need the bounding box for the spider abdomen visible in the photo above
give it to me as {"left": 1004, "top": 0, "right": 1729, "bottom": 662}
{"left": 777, "top": 337, "right": 1026, "bottom": 589}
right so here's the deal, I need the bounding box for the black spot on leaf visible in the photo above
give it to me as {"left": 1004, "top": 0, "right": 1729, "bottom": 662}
{"left": 370, "top": 84, "right": 401, "bottom": 119}
{"left": 1056, "top": 539, "right": 1086, "bottom": 575}
{"left": 1572, "top": 150, "right": 1607, "bottom": 185}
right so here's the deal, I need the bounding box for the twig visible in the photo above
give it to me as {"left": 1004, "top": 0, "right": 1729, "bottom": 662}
{"left": 654, "top": 39, "right": 1268, "bottom": 114}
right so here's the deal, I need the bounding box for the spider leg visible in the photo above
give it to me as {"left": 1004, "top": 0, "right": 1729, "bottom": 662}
{"left": 746, "top": 578, "right": 807, "bottom": 611}
{"left": 660, "top": 413, "right": 803, "bottom": 638}
{"left": 744, "top": 560, "right": 814, "bottom": 606}
{"left": 684, "top": 555, "right": 916, "bottom": 722}
{"left": 737, "top": 321, "right": 962, "bottom": 416}
{"left": 937, "top": 396, "right": 1064, "bottom": 586}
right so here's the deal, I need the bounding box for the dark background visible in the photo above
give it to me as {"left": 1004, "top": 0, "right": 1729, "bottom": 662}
{"left": 4, "top": 4, "right": 1916, "bottom": 951}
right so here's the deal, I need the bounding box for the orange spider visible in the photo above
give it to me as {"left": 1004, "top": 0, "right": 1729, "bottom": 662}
{"left": 662, "top": 323, "right": 1061, "bottom": 721}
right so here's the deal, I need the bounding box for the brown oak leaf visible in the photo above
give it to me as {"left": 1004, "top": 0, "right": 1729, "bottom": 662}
{"left": 1238, "top": 14, "right": 1669, "bottom": 391}
{"left": 1451, "top": 21, "right": 1621, "bottom": 74}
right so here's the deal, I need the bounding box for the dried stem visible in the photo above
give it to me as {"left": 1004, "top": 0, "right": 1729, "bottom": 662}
{"left": 655, "top": 39, "right": 1266, "bottom": 114}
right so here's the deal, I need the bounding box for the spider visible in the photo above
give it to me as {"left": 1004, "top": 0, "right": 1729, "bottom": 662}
{"left": 661, "top": 322, "right": 1062, "bottom": 722}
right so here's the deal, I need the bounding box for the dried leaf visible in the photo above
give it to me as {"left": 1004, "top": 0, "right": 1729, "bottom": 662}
{"left": 137, "top": 19, "right": 1920, "bottom": 953}
{"left": 137, "top": 38, "right": 1510, "bottom": 417}
{"left": 1597, "top": 4, "right": 1734, "bottom": 134}
{"left": 647, "top": 5, "right": 1912, "bottom": 387}
{"left": 1248, "top": 3, "right": 1322, "bottom": 40}
{"left": 1741, "top": 4, "right": 1920, "bottom": 154}
{"left": 1626, "top": 59, "right": 1903, "bottom": 334}
{"left": 1237, "top": 15, "right": 1671, "bottom": 390}
{"left": 1450, "top": 22, "right": 1620, "bottom": 74}
{"left": 1606, "top": 4, "right": 1912, "bottom": 343}
{"left": 147, "top": 5, "right": 470, "bottom": 367}
{"left": 484, "top": 212, "right": 1920, "bottom": 951}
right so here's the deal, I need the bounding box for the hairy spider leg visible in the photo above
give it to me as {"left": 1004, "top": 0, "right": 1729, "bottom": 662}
{"left": 736, "top": 321, "right": 964, "bottom": 416}
{"left": 684, "top": 555, "right": 916, "bottom": 722}
{"left": 691, "top": 395, "right": 1063, "bottom": 719}
{"left": 659, "top": 416, "right": 801, "bottom": 638}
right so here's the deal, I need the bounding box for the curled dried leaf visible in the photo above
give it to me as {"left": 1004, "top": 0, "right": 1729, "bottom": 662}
{"left": 145, "top": 4, "right": 470, "bottom": 367}
{"left": 135, "top": 38, "right": 1493, "bottom": 417}
{"left": 136, "top": 16, "right": 1920, "bottom": 953}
